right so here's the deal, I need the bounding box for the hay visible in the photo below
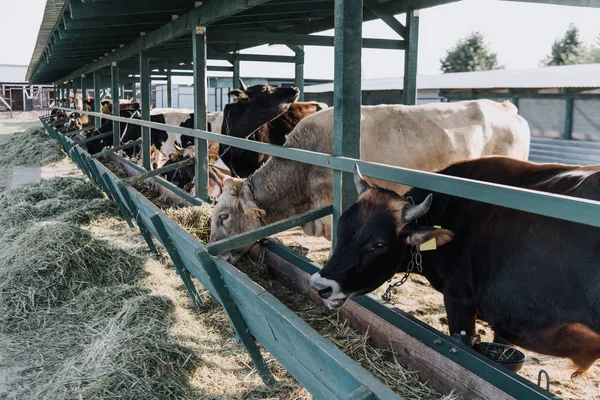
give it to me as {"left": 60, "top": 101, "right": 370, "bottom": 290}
{"left": 0, "top": 176, "right": 117, "bottom": 229}
{"left": 164, "top": 205, "right": 213, "bottom": 243}
{"left": 0, "top": 221, "right": 146, "bottom": 329}
{"left": 0, "top": 127, "right": 64, "bottom": 167}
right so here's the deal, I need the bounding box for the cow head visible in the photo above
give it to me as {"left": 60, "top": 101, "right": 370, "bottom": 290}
{"left": 310, "top": 165, "right": 454, "bottom": 309}
{"left": 221, "top": 81, "right": 299, "bottom": 138}
{"left": 101, "top": 100, "right": 112, "bottom": 114}
{"left": 209, "top": 177, "right": 266, "bottom": 264}
{"left": 84, "top": 96, "right": 94, "bottom": 112}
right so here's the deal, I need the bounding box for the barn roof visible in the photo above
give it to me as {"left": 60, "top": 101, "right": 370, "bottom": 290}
{"left": 0, "top": 64, "right": 28, "bottom": 83}
{"left": 304, "top": 63, "right": 600, "bottom": 93}
{"left": 26, "top": 0, "right": 461, "bottom": 85}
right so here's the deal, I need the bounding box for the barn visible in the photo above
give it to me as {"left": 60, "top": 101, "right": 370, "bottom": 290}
{"left": 23, "top": 0, "right": 600, "bottom": 399}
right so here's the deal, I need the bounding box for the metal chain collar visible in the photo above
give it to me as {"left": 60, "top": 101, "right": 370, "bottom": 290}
{"left": 381, "top": 195, "right": 423, "bottom": 304}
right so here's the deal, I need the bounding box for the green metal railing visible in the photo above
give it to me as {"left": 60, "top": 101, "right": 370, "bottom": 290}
{"left": 44, "top": 105, "right": 576, "bottom": 399}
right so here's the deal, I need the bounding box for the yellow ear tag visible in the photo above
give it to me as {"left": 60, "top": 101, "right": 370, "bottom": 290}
{"left": 420, "top": 225, "right": 442, "bottom": 252}
{"left": 255, "top": 210, "right": 262, "bottom": 218}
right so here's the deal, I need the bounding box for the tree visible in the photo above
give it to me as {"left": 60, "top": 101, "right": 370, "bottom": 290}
{"left": 440, "top": 32, "right": 501, "bottom": 73}
{"left": 541, "top": 24, "right": 586, "bottom": 66}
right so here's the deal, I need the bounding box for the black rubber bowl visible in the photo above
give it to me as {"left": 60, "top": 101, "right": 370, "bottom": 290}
{"left": 475, "top": 342, "right": 526, "bottom": 372}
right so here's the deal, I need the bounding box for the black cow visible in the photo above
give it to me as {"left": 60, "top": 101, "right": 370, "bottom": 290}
{"left": 311, "top": 157, "right": 600, "bottom": 378}
{"left": 220, "top": 80, "right": 325, "bottom": 178}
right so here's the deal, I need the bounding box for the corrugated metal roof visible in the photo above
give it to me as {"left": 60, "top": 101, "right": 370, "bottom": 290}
{"left": 0, "top": 64, "right": 28, "bottom": 83}
{"left": 305, "top": 63, "right": 600, "bottom": 93}
{"left": 25, "top": 0, "right": 67, "bottom": 82}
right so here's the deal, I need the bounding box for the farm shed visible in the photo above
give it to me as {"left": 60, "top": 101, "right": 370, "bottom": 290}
{"left": 28, "top": 0, "right": 600, "bottom": 399}
{"left": 0, "top": 64, "right": 53, "bottom": 112}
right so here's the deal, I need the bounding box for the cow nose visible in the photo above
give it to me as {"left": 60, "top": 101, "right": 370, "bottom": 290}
{"left": 310, "top": 275, "right": 333, "bottom": 299}
{"left": 317, "top": 287, "right": 333, "bottom": 299}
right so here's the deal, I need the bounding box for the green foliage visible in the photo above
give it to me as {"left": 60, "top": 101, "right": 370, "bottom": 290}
{"left": 440, "top": 32, "right": 501, "bottom": 73}
{"left": 542, "top": 24, "right": 600, "bottom": 66}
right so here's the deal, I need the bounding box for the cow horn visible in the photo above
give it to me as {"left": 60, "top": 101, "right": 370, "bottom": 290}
{"left": 238, "top": 78, "right": 247, "bottom": 91}
{"left": 403, "top": 194, "right": 433, "bottom": 222}
{"left": 353, "top": 164, "right": 370, "bottom": 196}
{"left": 174, "top": 143, "right": 184, "bottom": 152}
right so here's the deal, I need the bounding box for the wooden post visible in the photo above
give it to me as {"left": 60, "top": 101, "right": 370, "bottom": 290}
{"left": 402, "top": 9, "right": 419, "bottom": 105}
{"left": 93, "top": 71, "right": 101, "bottom": 127}
{"left": 167, "top": 69, "right": 172, "bottom": 107}
{"left": 192, "top": 25, "right": 209, "bottom": 201}
{"left": 140, "top": 52, "right": 151, "bottom": 170}
{"left": 332, "top": 0, "right": 363, "bottom": 246}
{"left": 564, "top": 97, "right": 574, "bottom": 140}
{"left": 111, "top": 62, "right": 120, "bottom": 146}
{"left": 295, "top": 46, "right": 305, "bottom": 101}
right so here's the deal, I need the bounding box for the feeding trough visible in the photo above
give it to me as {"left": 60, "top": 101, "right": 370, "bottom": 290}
{"left": 475, "top": 342, "right": 526, "bottom": 372}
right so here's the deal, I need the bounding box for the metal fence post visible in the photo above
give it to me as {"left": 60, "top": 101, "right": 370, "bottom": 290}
{"left": 332, "top": 0, "right": 363, "bottom": 246}
{"left": 167, "top": 69, "right": 172, "bottom": 107}
{"left": 295, "top": 46, "right": 305, "bottom": 101}
{"left": 564, "top": 96, "right": 574, "bottom": 140}
{"left": 232, "top": 52, "right": 240, "bottom": 94}
{"left": 111, "top": 62, "right": 120, "bottom": 147}
{"left": 402, "top": 9, "right": 419, "bottom": 105}
{"left": 132, "top": 79, "right": 137, "bottom": 103}
{"left": 80, "top": 74, "right": 87, "bottom": 105}
{"left": 193, "top": 25, "right": 209, "bottom": 201}
{"left": 93, "top": 71, "right": 101, "bottom": 127}
{"left": 140, "top": 52, "right": 151, "bottom": 170}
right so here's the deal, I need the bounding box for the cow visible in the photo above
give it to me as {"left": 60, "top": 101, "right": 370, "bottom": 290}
{"left": 220, "top": 80, "right": 327, "bottom": 178}
{"left": 310, "top": 158, "right": 600, "bottom": 379}
{"left": 209, "top": 100, "right": 531, "bottom": 264}
{"left": 161, "top": 145, "right": 229, "bottom": 200}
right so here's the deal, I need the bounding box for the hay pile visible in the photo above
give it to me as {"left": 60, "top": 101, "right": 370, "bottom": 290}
{"left": 0, "top": 126, "right": 64, "bottom": 167}
{"left": 165, "top": 205, "right": 213, "bottom": 243}
{"left": 0, "top": 176, "right": 200, "bottom": 399}
{"left": 0, "top": 176, "right": 116, "bottom": 229}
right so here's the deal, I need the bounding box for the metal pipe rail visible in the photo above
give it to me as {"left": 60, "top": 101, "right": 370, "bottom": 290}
{"left": 58, "top": 106, "right": 600, "bottom": 229}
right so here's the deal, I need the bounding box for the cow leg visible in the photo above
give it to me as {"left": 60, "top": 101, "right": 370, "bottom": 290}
{"left": 443, "top": 291, "right": 477, "bottom": 337}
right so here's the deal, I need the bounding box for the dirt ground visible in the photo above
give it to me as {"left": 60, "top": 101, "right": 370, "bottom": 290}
{"left": 274, "top": 230, "right": 600, "bottom": 400}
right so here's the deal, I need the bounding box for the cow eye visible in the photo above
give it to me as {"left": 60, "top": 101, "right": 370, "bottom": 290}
{"left": 372, "top": 243, "right": 387, "bottom": 252}
{"left": 219, "top": 214, "right": 229, "bottom": 224}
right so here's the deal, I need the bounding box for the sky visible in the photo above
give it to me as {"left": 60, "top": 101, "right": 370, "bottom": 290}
{"left": 3, "top": 0, "right": 600, "bottom": 83}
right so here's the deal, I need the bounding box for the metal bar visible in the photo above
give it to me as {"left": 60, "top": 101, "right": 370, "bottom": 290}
{"left": 115, "top": 181, "right": 160, "bottom": 257}
{"left": 64, "top": 125, "right": 95, "bottom": 137}
{"left": 149, "top": 213, "right": 203, "bottom": 308}
{"left": 207, "top": 30, "right": 404, "bottom": 49}
{"left": 69, "top": 0, "right": 194, "bottom": 19}
{"left": 77, "top": 130, "right": 113, "bottom": 145}
{"left": 111, "top": 62, "right": 120, "bottom": 146}
{"left": 206, "top": 205, "right": 332, "bottom": 256}
{"left": 101, "top": 172, "right": 135, "bottom": 228}
{"left": 91, "top": 139, "right": 142, "bottom": 158}
{"left": 113, "top": 154, "right": 204, "bottom": 206}
{"left": 193, "top": 26, "right": 209, "bottom": 201}
{"left": 93, "top": 71, "right": 101, "bottom": 128}
{"left": 294, "top": 46, "right": 305, "bottom": 101}
{"left": 131, "top": 79, "right": 137, "bottom": 102}
{"left": 55, "top": 107, "right": 600, "bottom": 228}
{"left": 332, "top": 0, "right": 363, "bottom": 248}
{"left": 124, "top": 157, "right": 194, "bottom": 185}
{"left": 140, "top": 52, "right": 151, "bottom": 170}
{"left": 80, "top": 74, "right": 87, "bottom": 104}
{"left": 402, "top": 9, "right": 419, "bottom": 105}
{"left": 232, "top": 53, "right": 240, "bottom": 94}
{"left": 564, "top": 97, "right": 574, "bottom": 140}
{"left": 198, "top": 250, "right": 276, "bottom": 385}
{"left": 364, "top": 0, "right": 406, "bottom": 38}
{"left": 166, "top": 69, "right": 172, "bottom": 107}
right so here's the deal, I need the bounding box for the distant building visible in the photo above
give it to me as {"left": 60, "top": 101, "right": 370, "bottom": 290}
{"left": 305, "top": 64, "right": 600, "bottom": 142}
{"left": 0, "top": 64, "right": 53, "bottom": 112}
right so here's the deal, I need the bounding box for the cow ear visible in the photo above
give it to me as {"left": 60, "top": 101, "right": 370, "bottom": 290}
{"left": 243, "top": 202, "right": 266, "bottom": 218}
{"left": 405, "top": 226, "right": 454, "bottom": 248}
{"left": 228, "top": 89, "right": 248, "bottom": 100}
